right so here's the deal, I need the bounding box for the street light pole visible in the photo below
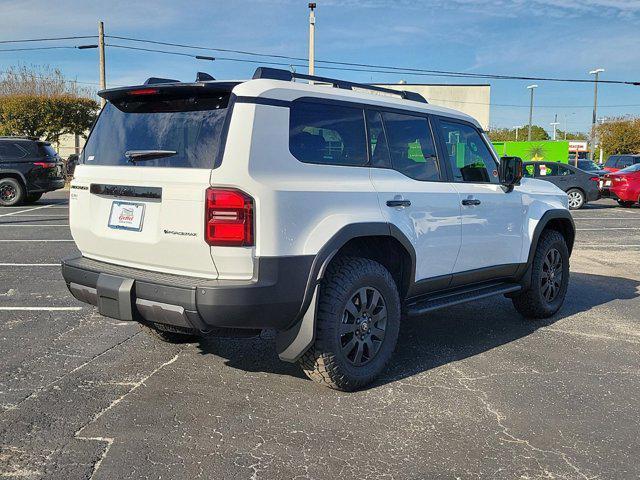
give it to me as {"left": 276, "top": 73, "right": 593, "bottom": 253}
{"left": 589, "top": 68, "right": 604, "bottom": 161}
{"left": 98, "top": 21, "right": 106, "bottom": 107}
{"left": 308, "top": 3, "right": 316, "bottom": 76}
{"left": 551, "top": 114, "right": 560, "bottom": 141}
{"left": 527, "top": 84, "right": 538, "bottom": 141}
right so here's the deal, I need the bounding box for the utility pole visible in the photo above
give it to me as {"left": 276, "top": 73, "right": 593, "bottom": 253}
{"left": 526, "top": 84, "right": 538, "bottom": 141}
{"left": 308, "top": 3, "right": 316, "bottom": 76}
{"left": 551, "top": 114, "right": 560, "bottom": 141}
{"left": 589, "top": 68, "right": 604, "bottom": 161}
{"left": 98, "top": 21, "right": 106, "bottom": 107}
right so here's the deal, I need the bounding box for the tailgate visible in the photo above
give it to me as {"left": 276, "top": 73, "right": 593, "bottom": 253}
{"left": 70, "top": 167, "right": 218, "bottom": 278}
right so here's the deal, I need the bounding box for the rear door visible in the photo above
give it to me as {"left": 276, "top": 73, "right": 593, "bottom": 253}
{"left": 367, "top": 110, "right": 462, "bottom": 285}
{"left": 70, "top": 88, "right": 232, "bottom": 278}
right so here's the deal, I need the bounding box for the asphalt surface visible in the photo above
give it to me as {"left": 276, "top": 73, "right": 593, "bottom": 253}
{"left": 1, "top": 191, "right": 639, "bottom": 480}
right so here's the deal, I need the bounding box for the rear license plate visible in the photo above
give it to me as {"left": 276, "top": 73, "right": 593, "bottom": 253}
{"left": 108, "top": 201, "right": 145, "bottom": 231}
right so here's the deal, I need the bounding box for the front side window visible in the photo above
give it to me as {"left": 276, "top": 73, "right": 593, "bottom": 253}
{"left": 289, "top": 101, "right": 367, "bottom": 166}
{"left": 438, "top": 120, "right": 498, "bottom": 183}
{"left": 381, "top": 112, "right": 440, "bottom": 181}
{"left": 605, "top": 156, "right": 619, "bottom": 167}
{"left": 619, "top": 156, "right": 633, "bottom": 168}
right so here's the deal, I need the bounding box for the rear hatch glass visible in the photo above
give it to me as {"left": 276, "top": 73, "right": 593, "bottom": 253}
{"left": 80, "top": 92, "right": 231, "bottom": 168}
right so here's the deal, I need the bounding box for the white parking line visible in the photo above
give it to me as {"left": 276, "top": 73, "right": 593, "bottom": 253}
{"left": 576, "top": 227, "right": 640, "bottom": 231}
{"left": 0, "top": 239, "right": 73, "bottom": 242}
{"left": 3, "top": 214, "right": 69, "bottom": 217}
{"left": 0, "top": 224, "right": 70, "bottom": 227}
{"left": 0, "top": 204, "right": 55, "bottom": 218}
{"left": 573, "top": 217, "right": 640, "bottom": 220}
{"left": 0, "top": 263, "right": 60, "bottom": 266}
{"left": 577, "top": 244, "right": 640, "bottom": 247}
{"left": 0, "top": 307, "right": 83, "bottom": 311}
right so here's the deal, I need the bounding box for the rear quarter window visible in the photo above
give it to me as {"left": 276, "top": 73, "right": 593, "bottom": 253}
{"left": 289, "top": 101, "right": 367, "bottom": 167}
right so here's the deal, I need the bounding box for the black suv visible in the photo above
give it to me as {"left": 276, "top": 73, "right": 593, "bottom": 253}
{"left": 0, "top": 137, "right": 66, "bottom": 206}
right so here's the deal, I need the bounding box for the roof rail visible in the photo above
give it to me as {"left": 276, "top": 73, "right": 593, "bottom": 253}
{"left": 252, "top": 67, "right": 428, "bottom": 104}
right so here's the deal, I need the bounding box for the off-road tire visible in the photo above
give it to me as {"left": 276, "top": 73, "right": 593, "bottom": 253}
{"left": 25, "top": 193, "right": 43, "bottom": 204}
{"left": 512, "top": 230, "right": 569, "bottom": 319}
{"left": 140, "top": 322, "right": 197, "bottom": 344}
{"left": 0, "top": 177, "right": 25, "bottom": 207}
{"left": 298, "top": 256, "right": 401, "bottom": 391}
{"left": 566, "top": 188, "right": 585, "bottom": 210}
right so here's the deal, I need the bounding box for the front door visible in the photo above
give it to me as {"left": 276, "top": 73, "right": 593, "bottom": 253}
{"left": 433, "top": 118, "right": 525, "bottom": 278}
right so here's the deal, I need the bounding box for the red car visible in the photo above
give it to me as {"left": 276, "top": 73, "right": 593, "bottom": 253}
{"left": 601, "top": 163, "right": 640, "bottom": 207}
{"left": 603, "top": 154, "right": 640, "bottom": 173}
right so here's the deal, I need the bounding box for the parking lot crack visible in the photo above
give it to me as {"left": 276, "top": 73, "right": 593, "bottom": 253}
{"left": 449, "top": 363, "right": 595, "bottom": 480}
{"left": 73, "top": 353, "right": 181, "bottom": 479}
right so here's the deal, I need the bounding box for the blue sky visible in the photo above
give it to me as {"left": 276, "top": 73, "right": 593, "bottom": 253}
{"left": 1, "top": 0, "right": 640, "bottom": 132}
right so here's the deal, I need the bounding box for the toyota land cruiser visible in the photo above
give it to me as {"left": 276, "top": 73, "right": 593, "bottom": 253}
{"left": 62, "top": 68, "right": 575, "bottom": 391}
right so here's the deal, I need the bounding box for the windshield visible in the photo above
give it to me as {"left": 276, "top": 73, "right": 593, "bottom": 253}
{"left": 81, "top": 92, "right": 230, "bottom": 168}
{"left": 618, "top": 163, "right": 640, "bottom": 174}
{"left": 577, "top": 160, "right": 600, "bottom": 170}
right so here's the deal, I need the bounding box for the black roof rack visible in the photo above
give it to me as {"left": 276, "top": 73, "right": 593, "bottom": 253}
{"left": 252, "top": 67, "right": 428, "bottom": 104}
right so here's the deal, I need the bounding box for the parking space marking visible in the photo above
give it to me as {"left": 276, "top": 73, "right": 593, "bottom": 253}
{"left": 0, "top": 263, "right": 60, "bottom": 266}
{"left": 0, "top": 204, "right": 55, "bottom": 218}
{"left": 573, "top": 217, "right": 640, "bottom": 220}
{"left": 576, "top": 244, "right": 640, "bottom": 247}
{"left": 0, "top": 307, "right": 83, "bottom": 311}
{"left": 0, "top": 224, "right": 70, "bottom": 227}
{"left": 576, "top": 227, "right": 640, "bottom": 231}
{"left": 0, "top": 239, "right": 73, "bottom": 242}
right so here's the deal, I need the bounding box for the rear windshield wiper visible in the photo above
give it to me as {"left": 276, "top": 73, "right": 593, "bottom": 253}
{"left": 124, "top": 150, "right": 177, "bottom": 163}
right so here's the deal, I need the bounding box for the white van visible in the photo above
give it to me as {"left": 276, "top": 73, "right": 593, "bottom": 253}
{"left": 63, "top": 68, "right": 574, "bottom": 390}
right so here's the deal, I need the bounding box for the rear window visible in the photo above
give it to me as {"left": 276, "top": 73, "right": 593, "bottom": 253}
{"left": 80, "top": 93, "right": 230, "bottom": 168}
{"left": 37, "top": 143, "right": 57, "bottom": 158}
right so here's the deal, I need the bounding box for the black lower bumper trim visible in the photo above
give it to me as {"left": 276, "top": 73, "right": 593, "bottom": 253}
{"left": 61, "top": 255, "right": 314, "bottom": 332}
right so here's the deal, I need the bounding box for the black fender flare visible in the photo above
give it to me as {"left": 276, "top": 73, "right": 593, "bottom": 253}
{"left": 517, "top": 209, "right": 575, "bottom": 290}
{"left": 276, "top": 222, "right": 416, "bottom": 362}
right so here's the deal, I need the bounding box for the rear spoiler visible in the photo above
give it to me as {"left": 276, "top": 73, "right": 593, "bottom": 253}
{"left": 98, "top": 81, "right": 240, "bottom": 103}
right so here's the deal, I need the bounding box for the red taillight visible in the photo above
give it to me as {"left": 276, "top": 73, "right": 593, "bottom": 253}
{"left": 205, "top": 188, "right": 254, "bottom": 246}
{"left": 33, "top": 162, "right": 55, "bottom": 168}
{"left": 128, "top": 88, "right": 159, "bottom": 96}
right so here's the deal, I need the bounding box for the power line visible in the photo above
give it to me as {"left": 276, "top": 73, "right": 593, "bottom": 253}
{"left": 0, "top": 46, "right": 83, "bottom": 53}
{"left": 105, "top": 34, "right": 640, "bottom": 86}
{"left": 0, "top": 35, "right": 96, "bottom": 44}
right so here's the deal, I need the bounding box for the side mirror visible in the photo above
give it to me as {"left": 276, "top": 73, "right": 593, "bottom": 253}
{"left": 499, "top": 156, "right": 523, "bottom": 192}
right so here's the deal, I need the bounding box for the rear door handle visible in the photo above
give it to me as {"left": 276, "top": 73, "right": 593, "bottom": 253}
{"left": 386, "top": 199, "right": 411, "bottom": 208}
{"left": 461, "top": 198, "right": 481, "bottom": 206}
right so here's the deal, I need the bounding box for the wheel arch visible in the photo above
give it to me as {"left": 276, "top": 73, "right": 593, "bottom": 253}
{"left": 527, "top": 209, "right": 575, "bottom": 267}
{"left": 0, "top": 170, "right": 28, "bottom": 188}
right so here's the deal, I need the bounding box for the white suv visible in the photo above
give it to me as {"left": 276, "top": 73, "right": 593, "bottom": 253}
{"left": 62, "top": 68, "right": 575, "bottom": 391}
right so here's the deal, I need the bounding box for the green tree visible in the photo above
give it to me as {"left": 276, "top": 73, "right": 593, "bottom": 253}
{"left": 488, "top": 125, "right": 550, "bottom": 142}
{"left": 596, "top": 117, "right": 640, "bottom": 159}
{"left": 0, "top": 65, "right": 99, "bottom": 144}
{"left": 555, "top": 130, "right": 587, "bottom": 141}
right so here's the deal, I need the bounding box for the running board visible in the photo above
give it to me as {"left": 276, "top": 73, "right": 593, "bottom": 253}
{"left": 405, "top": 282, "right": 522, "bottom": 318}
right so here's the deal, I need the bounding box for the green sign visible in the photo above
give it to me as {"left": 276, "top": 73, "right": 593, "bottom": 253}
{"left": 492, "top": 141, "right": 569, "bottom": 163}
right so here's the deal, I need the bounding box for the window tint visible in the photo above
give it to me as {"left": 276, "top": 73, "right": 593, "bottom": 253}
{"left": 365, "top": 110, "right": 391, "bottom": 168}
{"left": 290, "top": 101, "right": 367, "bottom": 166}
{"left": 557, "top": 164, "right": 573, "bottom": 176}
{"left": 619, "top": 156, "right": 633, "bottom": 168}
{"left": 381, "top": 112, "right": 440, "bottom": 181}
{"left": 0, "top": 141, "right": 29, "bottom": 160}
{"left": 439, "top": 120, "right": 498, "bottom": 183}
{"left": 81, "top": 93, "right": 230, "bottom": 168}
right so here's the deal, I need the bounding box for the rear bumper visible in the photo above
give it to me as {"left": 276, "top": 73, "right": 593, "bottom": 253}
{"left": 28, "top": 178, "right": 65, "bottom": 193}
{"left": 61, "top": 255, "right": 314, "bottom": 332}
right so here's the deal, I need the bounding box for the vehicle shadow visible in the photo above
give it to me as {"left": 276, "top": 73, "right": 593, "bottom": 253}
{"left": 194, "top": 272, "right": 640, "bottom": 389}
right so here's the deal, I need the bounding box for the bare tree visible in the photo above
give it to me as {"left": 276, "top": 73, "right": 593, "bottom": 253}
{"left": 0, "top": 65, "right": 95, "bottom": 98}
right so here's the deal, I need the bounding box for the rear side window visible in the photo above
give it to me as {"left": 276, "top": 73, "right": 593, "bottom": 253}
{"left": 0, "top": 141, "right": 29, "bottom": 160}
{"left": 289, "top": 101, "right": 367, "bottom": 166}
{"left": 381, "top": 112, "right": 441, "bottom": 181}
{"left": 81, "top": 93, "right": 230, "bottom": 168}
{"left": 618, "top": 156, "right": 633, "bottom": 168}
{"left": 605, "top": 156, "right": 619, "bottom": 167}
{"left": 438, "top": 120, "right": 499, "bottom": 184}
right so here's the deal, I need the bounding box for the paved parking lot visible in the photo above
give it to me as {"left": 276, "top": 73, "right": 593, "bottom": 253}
{"left": 1, "top": 190, "right": 639, "bottom": 479}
